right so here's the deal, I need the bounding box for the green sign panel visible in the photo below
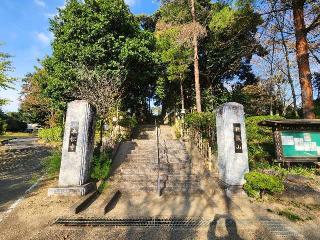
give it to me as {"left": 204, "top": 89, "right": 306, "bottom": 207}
{"left": 281, "top": 131, "right": 320, "bottom": 157}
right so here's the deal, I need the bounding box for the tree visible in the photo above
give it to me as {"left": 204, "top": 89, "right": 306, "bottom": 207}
{"left": 156, "top": 1, "right": 264, "bottom": 113}
{"left": 190, "top": 0, "right": 202, "bottom": 112}
{"left": 74, "top": 66, "right": 123, "bottom": 119}
{"left": 159, "top": 0, "right": 208, "bottom": 112}
{"left": 156, "top": 24, "right": 193, "bottom": 110}
{"left": 0, "top": 43, "right": 15, "bottom": 106}
{"left": 19, "top": 69, "right": 58, "bottom": 127}
{"left": 41, "top": 0, "right": 159, "bottom": 119}
{"left": 292, "top": 0, "right": 318, "bottom": 119}
{"left": 260, "top": 0, "right": 320, "bottom": 118}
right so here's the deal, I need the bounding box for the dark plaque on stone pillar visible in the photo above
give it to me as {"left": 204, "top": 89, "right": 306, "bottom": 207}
{"left": 233, "top": 123, "right": 243, "bottom": 153}
{"left": 68, "top": 121, "right": 79, "bottom": 152}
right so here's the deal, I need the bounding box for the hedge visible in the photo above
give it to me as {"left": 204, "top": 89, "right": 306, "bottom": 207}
{"left": 38, "top": 127, "right": 63, "bottom": 142}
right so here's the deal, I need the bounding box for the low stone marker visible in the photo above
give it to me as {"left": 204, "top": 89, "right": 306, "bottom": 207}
{"left": 48, "top": 100, "right": 96, "bottom": 196}
{"left": 216, "top": 102, "right": 249, "bottom": 187}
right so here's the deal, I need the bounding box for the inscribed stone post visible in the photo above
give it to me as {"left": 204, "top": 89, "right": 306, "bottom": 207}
{"left": 216, "top": 102, "right": 249, "bottom": 186}
{"left": 48, "top": 100, "right": 96, "bottom": 196}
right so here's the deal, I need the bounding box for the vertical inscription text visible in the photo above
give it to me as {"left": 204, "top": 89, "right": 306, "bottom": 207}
{"left": 68, "top": 121, "right": 79, "bottom": 152}
{"left": 233, "top": 123, "right": 243, "bottom": 153}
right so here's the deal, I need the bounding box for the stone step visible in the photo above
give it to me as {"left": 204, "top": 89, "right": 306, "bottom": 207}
{"left": 116, "top": 168, "right": 192, "bottom": 175}
{"left": 113, "top": 174, "right": 201, "bottom": 182}
{"left": 124, "top": 158, "right": 190, "bottom": 165}
{"left": 119, "top": 178, "right": 200, "bottom": 188}
{"left": 118, "top": 184, "right": 203, "bottom": 193}
{"left": 117, "top": 164, "right": 191, "bottom": 174}
{"left": 119, "top": 162, "right": 191, "bottom": 170}
{"left": 126, "top": 155, "right": 189, "bottom": 162}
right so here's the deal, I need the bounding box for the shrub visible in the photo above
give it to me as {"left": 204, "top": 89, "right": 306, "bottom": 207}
{"left": 0, "top": 118, "right": 7, "bottom": 135}
{"left": 44, "top": 151, "right": 61, "bottom": 177}
{"left": 185, "top": 112, "right": 215, "bottom": 130}
{"left": 244, "top": 171, "right": 284, "bottom": 198}
{"left": 174, "top": 119, "right": 182, "bottom": 139}
{"left": 118, "top": 116, "right": 138, "bottom": 129}
{"left": 251, "top": 162, "right": 317, "bottom": 179}
{"left": 246, "top": 115, "right": 284, "bottom": 162}
{"left": 38, "top": 127, "right": 63, "bottom": 142}
{"left": 5, "top": 116, "right": 27, "bottom": 132}
{"left": 90, "top": 150, "right": 112, "bottom": 181}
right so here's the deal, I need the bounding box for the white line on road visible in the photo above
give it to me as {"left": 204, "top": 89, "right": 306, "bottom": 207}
{"left": 0, "top": 176, "right": 44, "bottom": 223}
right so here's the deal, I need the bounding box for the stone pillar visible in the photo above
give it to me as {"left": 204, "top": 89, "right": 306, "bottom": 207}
{"left": 48, "top": 100, "right": 96, "bottom": 196}
{"left": 216, "top": 102, "right": 249, "bottom": 187}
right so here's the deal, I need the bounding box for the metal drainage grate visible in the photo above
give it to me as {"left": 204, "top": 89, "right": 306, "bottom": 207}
{"left": 258, "top": 217, "right": 305, "bottom": 239}
{"left": 55, "top": 218, "right": 209, "bottom": 228}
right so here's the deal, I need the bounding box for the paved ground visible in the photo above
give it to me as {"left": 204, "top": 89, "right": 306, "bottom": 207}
{"left": 0, "top": 126, "right": 318, "bottom": 239}
{"left": 0, "top": 138, "right": 51, "bottom": 214}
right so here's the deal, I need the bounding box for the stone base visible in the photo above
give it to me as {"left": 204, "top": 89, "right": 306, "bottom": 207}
{"left": 218, "top": 180, "right": 246, "bottom": 196}
{"left": 48, "top": 182, "right": 96, "bottom": 196}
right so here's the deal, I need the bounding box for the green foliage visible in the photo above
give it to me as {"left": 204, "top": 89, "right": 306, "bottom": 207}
{"left": 251, "top": 162, "right": 317, "bottom": 179}
{"left": 155, "top": 1, "right": 264, "bottom": 111}
{"left": 91, "top": 150, "right": 112, "bottom": 181}
{"left": 246, "top": 115, "right": 284, "bottom": 162}
{"left": 19, "top": 70, "right": 57, "bottom": 127}
{"left": 0, "top": 118, "right": 7, "bottom": 135}
{"left": 118, "top": 116, "right": 138, "bottom": 129}
{"left": 185, "top": 112, "right": 215, "bottom": 130}
{"left": 206, "top": 2, "right": 265, "bottom": 86}
{"left": 38, "top": 127, "right": 63, "bottom": 142}
{"left": 44, "top": 151, "right": 61, "bottom": 177}
{"left": 278, "top": 210, "right": 303, "bottom": 222}
{"left": 174, "top": 119, "right": 182, "bottom": 139}
{"left": 209, "top": 6, "right": 236, "bottom": 30}
{"left": 0, "top": 43, "right": 15, "bottom": 89}
{"left": 4, "top": 112, "right": 27, "bottom": 132}
{"left": 244, "top": 171, "right": 284, "bottom": 198}
{"left": 41, "top": 0, "right": 159, "bottom": 116}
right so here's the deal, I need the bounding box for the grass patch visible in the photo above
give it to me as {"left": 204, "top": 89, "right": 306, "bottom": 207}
{"left": 278, "top": 210, "right": 303, "bottom": 222}
{"left": 91, "top": 150, "right": 112, "bottom": 182}
{"left": 0, "top": 132, "right": 34, "bottom": 141}
{"left": 251, "top": 162, "right": 317, "bottom": 179}
{"left": 43, "top": 151, "right": 61, "bottom": 177}
{"left": 28, "top": 173, "right": 41, "bottom": 185}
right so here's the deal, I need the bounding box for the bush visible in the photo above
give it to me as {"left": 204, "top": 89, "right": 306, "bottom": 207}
{"left": 0, "top": 118, "right": 7, "bottom": 135}
{"left": 185, "top": 112, "right": 215, "bottom": 130}
{"left": 246, "top": 115, "right": 284, "bottom": 162}
{"left": 251, "top": 162, "right": 317, "bottom": 179}
{"left": 5, "top": 115, "right": 27, "bottom": 132}
{"left": 118, "top": 116, "right": 138, "bottom": 129}
{"left": 174, "top": 119, "right": 182, "bottom": 139}
{"left": 244, "top": 171, "right": 284, "bottom": 198}
{"left": 90, "top": 150, "right": 112, "bottom": 181}
{"left": 38, "top": 127, "right": 63, "bottom": 142}
{"left": 44, "top": 151, "right": 61, "bottom": 176}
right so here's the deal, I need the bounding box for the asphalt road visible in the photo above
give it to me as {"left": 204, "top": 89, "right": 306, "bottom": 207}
{"left": 0, "top": 138, "right": 51, "bottom": 214}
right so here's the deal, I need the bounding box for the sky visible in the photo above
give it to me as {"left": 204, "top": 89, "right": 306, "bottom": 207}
{"left": 0, "top": 0, "right": 160, "bottom": 112}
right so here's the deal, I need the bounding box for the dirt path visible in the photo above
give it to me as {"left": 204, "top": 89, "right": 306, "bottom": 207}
{"left": 0, "top": 138, "right": 51, "bottom": 215}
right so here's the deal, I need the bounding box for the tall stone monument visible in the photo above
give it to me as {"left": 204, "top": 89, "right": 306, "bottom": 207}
{"left": 48, "top": 100, "right": 96, "bottom": 196}
{"left": 216, "top": 102, "right": 249, "bottom": 187}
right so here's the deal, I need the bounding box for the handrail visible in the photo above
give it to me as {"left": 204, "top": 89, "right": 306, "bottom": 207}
{"left": 155, "top": 119, "right": 161, "bottom": 196}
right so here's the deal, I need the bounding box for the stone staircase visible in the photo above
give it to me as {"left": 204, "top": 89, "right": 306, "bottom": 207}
{"left": 109, "top": 125, "right": 202, "bottom": 194}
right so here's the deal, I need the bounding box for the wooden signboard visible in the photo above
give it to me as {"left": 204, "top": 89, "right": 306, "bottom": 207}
{"left": 259, "top": 120, "right": 320, "bottom": 163}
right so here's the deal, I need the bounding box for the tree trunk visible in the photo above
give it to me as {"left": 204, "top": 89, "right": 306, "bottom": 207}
{"left": 292, "top": 0, "right": 315, "bottom": 119}
{"left": 180, "top": 77, "right": 185, "bottom": 110}
{"left": 279, "top": 24, "right": 299, "bottom": 117}
{"left": 190, "top": 0, "right": 202, "bottom": 112}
